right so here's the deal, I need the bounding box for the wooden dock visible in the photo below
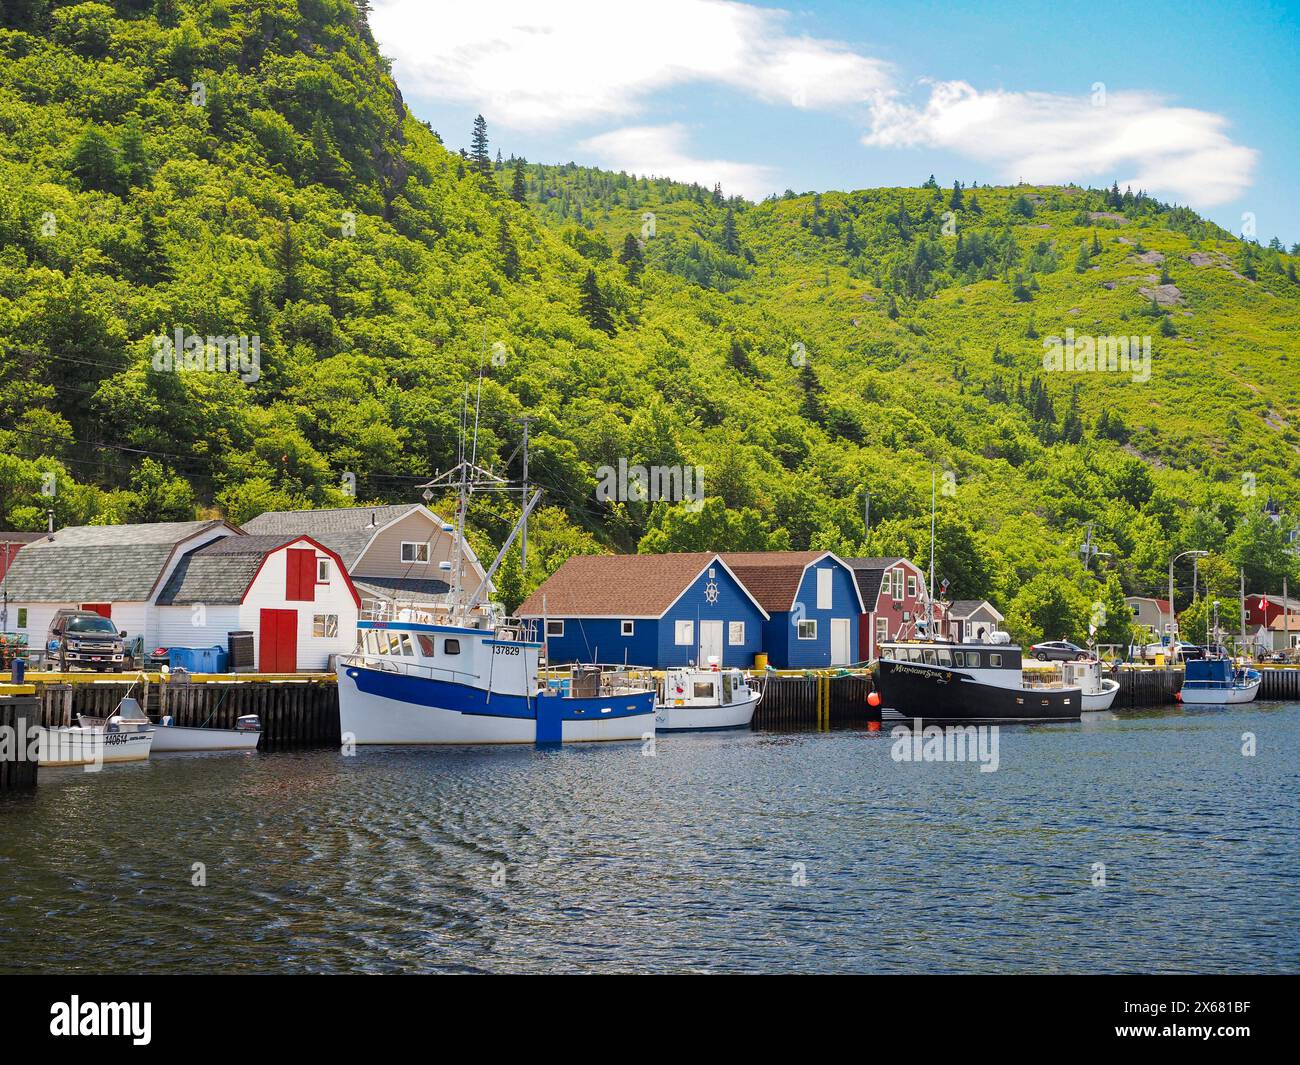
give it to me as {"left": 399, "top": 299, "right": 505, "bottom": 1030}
{"left": 0, "top": 694, "right": 39, "bottom": 792}
{"left": 1259, "top": 667, "right": 1300, "bottom": 700}
{"left": 754, "top": 673, "right": 873, "bottom": 729}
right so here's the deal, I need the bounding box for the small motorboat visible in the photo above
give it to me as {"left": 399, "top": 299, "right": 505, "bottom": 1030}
{"left": 37, "top": 699, "right": 154, "bottom": 768}
{"left": 151, "top": 713, "right": 262, "bottom": 752}
{"left": 655, "top": 666, "right": 760, "bottom": 732}
{"left": 1180, "top": 657, "right": 1261, "bottom": 705}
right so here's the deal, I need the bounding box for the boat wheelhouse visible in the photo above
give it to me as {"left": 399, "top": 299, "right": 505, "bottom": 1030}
{"left": 873, "top": 638, "right": 1084, "bottom": 723}
{"left": 337, "top": 611, "right": 656, "bottom": 744}
{"left": 655, "top": 666, "right": 760, "bottom": 732}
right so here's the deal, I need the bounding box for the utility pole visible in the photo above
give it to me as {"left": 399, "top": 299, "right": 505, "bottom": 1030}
{"left": 1, "top": 540, "right": 11, "bottom": 631}
{"left": 515, "top": 415, "right": 535, "bottom": 572}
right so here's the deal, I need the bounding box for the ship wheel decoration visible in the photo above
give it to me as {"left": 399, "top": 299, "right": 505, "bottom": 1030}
{"left": 704, "top": 580, "right": 720, "bottom": 605}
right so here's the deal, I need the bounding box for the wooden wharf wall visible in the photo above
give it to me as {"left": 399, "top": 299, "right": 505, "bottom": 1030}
{"left": 0, "top": 695, "right": 39, "bottom": 791}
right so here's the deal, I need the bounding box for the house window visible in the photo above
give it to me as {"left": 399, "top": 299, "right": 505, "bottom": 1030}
{"left": 317, "top": 558, "right": 331, "bottom": 582}
{"left": 816, "top": 568, "right": 833, "bottom": 609}
{"left": 401, "top": 541, "right": 430, "bottom": 564}
{"left": 444, "top": 639, "right": 461, "bottom": 655}
{"left": 891, "top": 571, "right": 903, "bottom": 601}
{"left": 708, "top": 567, "right": 716, "bottom": 578}
{"left": 875, "top": 617, "right": 888, "bottom": 644}
{"left": 797, "top": 619, "right": 817, "bottom": 640}
{"left": 546, "top": 620, "right": 564, "bottom": 637}
{"left": 312, "top": 614, "right": 338, "bottom": 638}
{"left": 621, "top": 620, "right": 635, "bottom": 637}
{"left": 675, "top": 620, "right": 694, "bottom": 646}
{"left": 907, "top": 574, "right": 917, "bottom": 598}
{"left": 728, "top": 621, "right": 745, "bottom": 645}
{"left": 16, "top": 608, "right": 27, "bottom": 629}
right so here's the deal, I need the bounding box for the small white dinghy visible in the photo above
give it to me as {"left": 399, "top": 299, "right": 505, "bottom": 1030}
{"left": 151, "top": 713, "right": 262, "bottom": 752}
{"left": 37, "top": 698, "right": 154, "bottom": 768}
{"left": 655, "top": 666, "right": 760, "bottom": 732}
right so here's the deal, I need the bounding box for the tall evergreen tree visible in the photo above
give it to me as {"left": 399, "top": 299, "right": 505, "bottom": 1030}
{"left": 510, "top": 157, "right": 527, "bottom": 203}
{"left": 618, "top": 233, "right": 644, "bottom": 283}
{"left": 469, "top": 114, "right": 491, "bottom": 175}
{"left": 578, "top": 269, "right": 614, "bottom": 334}
{"left": 497, "top": 218, "right": 519, "bottom": 281}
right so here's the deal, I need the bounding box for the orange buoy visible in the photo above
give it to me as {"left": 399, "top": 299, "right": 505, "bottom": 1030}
{"left": 868, "top": 720, "right": 881, "bottom": 732}
{"left": 867, "top": 691, "right": 881, "bottom": 708}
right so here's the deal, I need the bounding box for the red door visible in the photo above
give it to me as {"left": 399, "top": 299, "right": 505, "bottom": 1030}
{"left": 81, "top": 603, "right": 112, "bottom": 619}
{"left": 259, "top": 609, "right": 297, "bottom": 673}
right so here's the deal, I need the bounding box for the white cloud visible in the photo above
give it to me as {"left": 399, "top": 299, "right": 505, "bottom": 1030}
{"left": 864, "top": 81, "right": 1257, "bottom": 208}
{"left": 370, "top": 0, "right": 892, "bottom": 129}
{"left": 579, "top": 124, "right": 778, "bottom": 199}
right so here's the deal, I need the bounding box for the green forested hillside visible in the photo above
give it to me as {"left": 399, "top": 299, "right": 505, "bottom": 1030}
{"left": 1, "top": 0, "right": 1298, "bottom": 644}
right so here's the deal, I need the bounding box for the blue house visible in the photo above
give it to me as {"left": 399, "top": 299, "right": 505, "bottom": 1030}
{"left": 722, "top": 551, "right": 864, "bottom": 668}
{"left": 516, "top": 553, "right": 769, "bottom": 668}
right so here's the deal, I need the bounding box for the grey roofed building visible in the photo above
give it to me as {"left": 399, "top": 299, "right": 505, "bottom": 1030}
{"left": 1, "top": 520, "right": 240, "bottom": 602}
{"left": 947, "top": 599, "right": 1005, "bottom": 621}
{"left": 241, "top": 504, "right": 419, "bottom": 568}
{"left": 842, "top": 557, "right": 908, "bottom": 605}
{"left": 156, "top": 534, "right": 300, "bottom": 605}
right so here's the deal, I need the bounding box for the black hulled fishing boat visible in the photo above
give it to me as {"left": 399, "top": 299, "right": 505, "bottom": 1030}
{"left": 873, "top": 636, "right": 1083, "bottom": 723}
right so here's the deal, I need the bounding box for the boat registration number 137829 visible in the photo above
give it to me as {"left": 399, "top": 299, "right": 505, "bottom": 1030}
{"left": 493, "top": 646, "right": 521, "bottom": 656}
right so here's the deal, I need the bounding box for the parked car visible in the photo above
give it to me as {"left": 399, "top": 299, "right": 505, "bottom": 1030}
{"left": 1029, "top": 640, "right": 1092, "bottom": 662}
{"left": 46, "top": 610, "right": 128, "bottom": 671}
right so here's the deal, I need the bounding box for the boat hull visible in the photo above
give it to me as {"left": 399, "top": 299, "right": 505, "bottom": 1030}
{"left": 1081, "top": 679, "right": 1120, "bottom": 712}
{"left": 150, "top": 724, "right": 262, "bottom": 752}
{"left": 874, "top": 660, "right": 1082, "bottom": 722}
{"left": 655, "top": 693, "right": 759, "bottom": 732}
{"left": 37, "top": 727, "right": 154, "bottom": 767}
{"left": 337, "top": 663, "right": 656, "bottom": 744}
{"left": 1180, "top": 680, "right": 1261, "bottom": 705}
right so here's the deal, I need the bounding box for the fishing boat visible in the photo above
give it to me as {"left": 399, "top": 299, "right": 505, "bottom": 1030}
{"left": 151, "top": 713, "right": 262, "bottom": 752}
{"left": 338, "top": 616, "right": 656, "bottom": 744}
{"left": 1179, "top": 657, "right": 1261, "bottom": 705}
{"left": 655, "top": 666, "right": 760, "bottom": 732}
{"left": 1060, "top": 658, "right": 1120, "bottom": 712}
{"left": 874, "top": 637, "right": 1083, "bottom": 723}
{"left": 37, "top": 699, "right": 154, "bottom": 767}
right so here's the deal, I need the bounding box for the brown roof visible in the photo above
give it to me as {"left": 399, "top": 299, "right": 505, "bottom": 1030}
{"left": 517, "top": 553, "right": 767, "bottom": 618}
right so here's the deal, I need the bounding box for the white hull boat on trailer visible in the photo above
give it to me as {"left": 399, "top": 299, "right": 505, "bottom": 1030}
{"left": 151, "top": 714, "right": 262, "bottom": 752}
{"left": 655, "top": 667, "right": 760, "bottom": 731}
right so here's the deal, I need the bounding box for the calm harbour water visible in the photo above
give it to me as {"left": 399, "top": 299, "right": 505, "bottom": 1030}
{"left": 2, "top": 702, "right": 1297, "bottom": 974}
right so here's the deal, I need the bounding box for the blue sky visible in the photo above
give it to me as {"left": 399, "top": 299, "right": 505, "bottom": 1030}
{"left": 371, "top": 0, "right": 1299, "bottom": 245}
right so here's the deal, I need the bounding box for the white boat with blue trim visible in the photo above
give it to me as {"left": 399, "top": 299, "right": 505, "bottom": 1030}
{"left": 655, "top": 666, "right": 760, "bottom": 731}
{"left": 337, "top": 615, "right": 656, "bottom": 744}
{"left": 1179, "top": 656, "right": 1261, "bottom": 705}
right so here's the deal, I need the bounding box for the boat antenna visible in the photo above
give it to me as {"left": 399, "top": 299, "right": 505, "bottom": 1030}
{"left": 929, "top": 467, "right": 937, "bottom": 637}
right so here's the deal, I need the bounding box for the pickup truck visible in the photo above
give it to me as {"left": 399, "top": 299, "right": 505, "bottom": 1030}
{"left": 47, "top": 610, "right": 130, "bottom": 671}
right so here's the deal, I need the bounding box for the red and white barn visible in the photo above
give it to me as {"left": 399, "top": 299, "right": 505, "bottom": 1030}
{"left": 845, "top": 556, "right": 930, "bottom": 660}
{"left": 155, "top": 535, "right": 360, "bottom": 671}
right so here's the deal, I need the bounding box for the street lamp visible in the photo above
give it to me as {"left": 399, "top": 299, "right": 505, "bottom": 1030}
{"left": 1168, "top": 549, "right": 1208, "bottom": 656}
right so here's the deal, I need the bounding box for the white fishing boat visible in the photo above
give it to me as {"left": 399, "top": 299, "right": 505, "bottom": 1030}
{"left": 1060, "top": 659, "right": 1121, "bottom": 712}
{"left": 655, "top": 666, "right": 760, "bottom": 731}
{"left": 151, "top": 713, "right": 262, "bottom": 752}
{"left": 1179, "top": 657, "right": 1261, "bottom": 705}
{"left": 37, "top": 699, "right": 154, "bottom": 768}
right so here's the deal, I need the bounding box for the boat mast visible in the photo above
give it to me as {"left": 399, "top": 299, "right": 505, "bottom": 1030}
{"left": 929, "top": 468, "right": 937, "bottom": 636}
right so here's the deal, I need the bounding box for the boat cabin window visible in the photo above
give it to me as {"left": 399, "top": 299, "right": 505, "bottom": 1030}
{"left": 989, "top": 653, "right": 1003, "bottom": 667}
{"left": 444, "top": 639, "right": 461, "bottom": 655}
{"left": 386, "top": 633, "right": 404, "bottom": 656}
{"left": 398, "top": 634, "right": 415, "bottom": 657}
{"left": 923, "top": 650, "right": 937, "bottom": 665}
{"left": 966, "top": 652, "right": 981, "bottom": 667}
{"left": 416, "top": 634, "right": 436, "bottom": 656}
{"left": 693, "top": 682, "right": 715, "bottom": 699}
{"left": 937, "top": 650, "right": 952, "bottom": 666}
{"left": 952, "top": 651, "right": 964, "bottom": 666}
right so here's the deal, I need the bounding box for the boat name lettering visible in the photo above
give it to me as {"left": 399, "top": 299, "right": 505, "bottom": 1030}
{"left": 892, "top": 663, "right": 951, "bottom": 685}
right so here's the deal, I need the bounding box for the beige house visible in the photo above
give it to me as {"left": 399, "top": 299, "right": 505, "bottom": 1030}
{"left": 1125, "top": 596, "right": 1174, "bottom": 639}
{"left": 241, "top": 504, "right": 489, "bottom": 611}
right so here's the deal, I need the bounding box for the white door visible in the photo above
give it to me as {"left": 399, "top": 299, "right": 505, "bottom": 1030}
{"left": 830, "top": 618, "right": 850, "bottom": 665}
{"left": 699, "top": 620, "right": 723, "bottom": 666}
